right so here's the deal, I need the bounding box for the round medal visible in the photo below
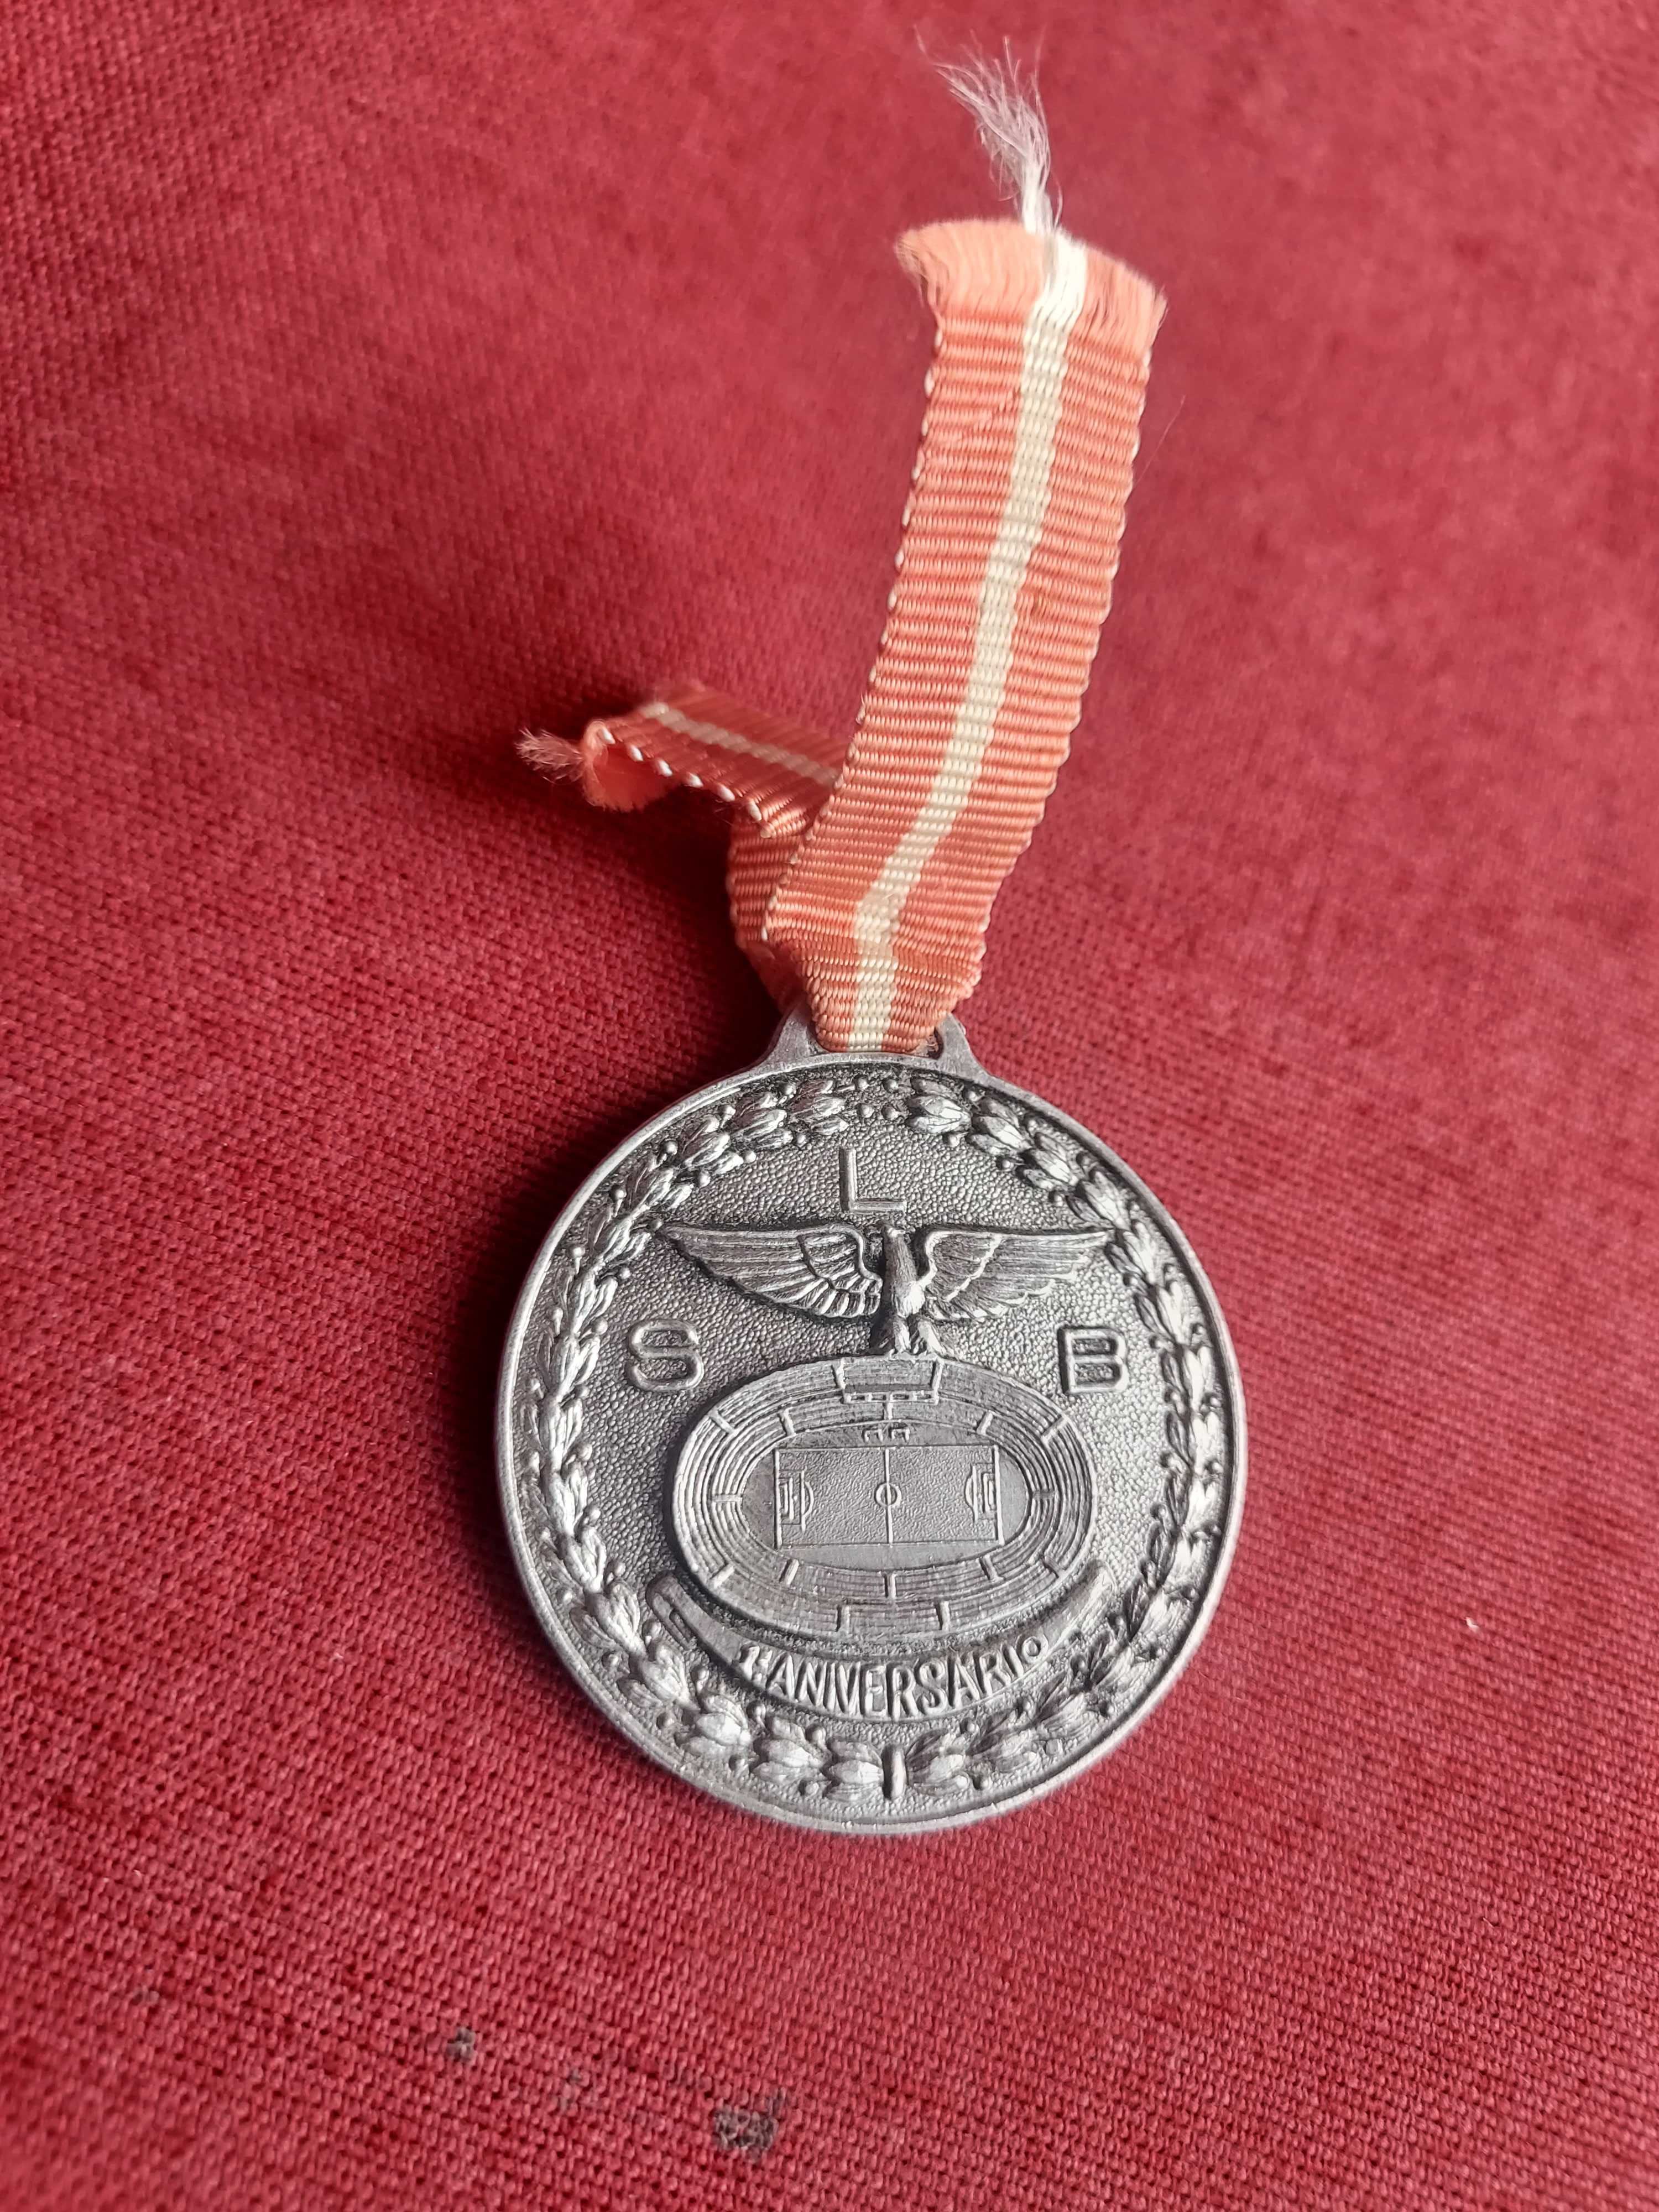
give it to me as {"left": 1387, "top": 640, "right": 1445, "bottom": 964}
{"left": 507, "top": 85, "right": 1248, "bottom": 1827}
{"left": 498, "top": 1014, "right": 1244, "bottom": 1832}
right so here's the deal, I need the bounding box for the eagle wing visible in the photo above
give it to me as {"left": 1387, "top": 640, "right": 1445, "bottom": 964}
{"left": 919, "top": 1228, "right": 1109, "bottom": 1322}
{"left": 665, "top": 1224, "right": 880, "bottom": 1320}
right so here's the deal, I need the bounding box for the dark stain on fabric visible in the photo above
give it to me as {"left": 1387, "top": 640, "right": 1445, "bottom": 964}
{"left": 445, "top": 2026, "right": 477, "bottom": 2066}
{"left": 713, "top": 2090, "right": 786, "bottom": 2160}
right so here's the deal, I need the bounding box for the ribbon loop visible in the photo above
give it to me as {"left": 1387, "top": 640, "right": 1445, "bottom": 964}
{"left": 526, "top": 220, "right": 1162, "bottom": 1051}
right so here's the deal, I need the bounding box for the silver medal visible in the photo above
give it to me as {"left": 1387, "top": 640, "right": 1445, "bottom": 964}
{"left": 498, "top": 1013, "right": 1244, "bottom": 1832}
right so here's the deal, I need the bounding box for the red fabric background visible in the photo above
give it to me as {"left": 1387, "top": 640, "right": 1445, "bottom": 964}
{"left": 4, "top": 3, "right": 1656, "bottom": 2205}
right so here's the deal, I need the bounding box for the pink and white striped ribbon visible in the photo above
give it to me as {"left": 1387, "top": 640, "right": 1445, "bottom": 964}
{"left": 527, "top": 216, "right": 1162, "bottom": 1052}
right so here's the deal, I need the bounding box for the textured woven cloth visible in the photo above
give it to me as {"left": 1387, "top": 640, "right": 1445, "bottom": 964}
{"left": 3, "top": 4, "right": 1655, "bottom": 2208}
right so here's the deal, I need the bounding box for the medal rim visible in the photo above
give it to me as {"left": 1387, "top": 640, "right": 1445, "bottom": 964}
{"left": 497, "top": 1021, "right": 1247, "bottom": 1837}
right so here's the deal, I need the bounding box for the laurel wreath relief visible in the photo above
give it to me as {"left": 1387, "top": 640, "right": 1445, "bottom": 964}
{"left": 521, "top": 1067, "right": 1229, "bottom": 1814}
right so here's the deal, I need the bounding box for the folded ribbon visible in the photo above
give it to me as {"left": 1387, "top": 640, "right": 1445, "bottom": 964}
{"left": 526, "top": 218, "right": 1162, "bottom": 1052}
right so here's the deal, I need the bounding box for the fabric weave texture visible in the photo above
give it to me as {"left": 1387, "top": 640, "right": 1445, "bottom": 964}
{"left": 2, "top": 3, "right": 1655, "bottom": 2208}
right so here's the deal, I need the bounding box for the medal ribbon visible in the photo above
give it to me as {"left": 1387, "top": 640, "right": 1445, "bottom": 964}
{"left": 528, "top": 217, "right": 1162, "bottom": 1051}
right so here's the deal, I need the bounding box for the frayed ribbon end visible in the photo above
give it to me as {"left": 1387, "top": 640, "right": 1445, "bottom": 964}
{"left": 898, "top": 221, "right": 1162, "bottom": 357}
{"left": 518, "top": 720, "right": 668, "bottom": 812}
{"left": 518, "top": 728, "right": 583, "bottom": 780}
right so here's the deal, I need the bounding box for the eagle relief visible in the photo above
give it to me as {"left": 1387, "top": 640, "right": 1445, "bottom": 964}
{"left": 665, "top": 1211, "right": 1108, "bottom": 1357}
